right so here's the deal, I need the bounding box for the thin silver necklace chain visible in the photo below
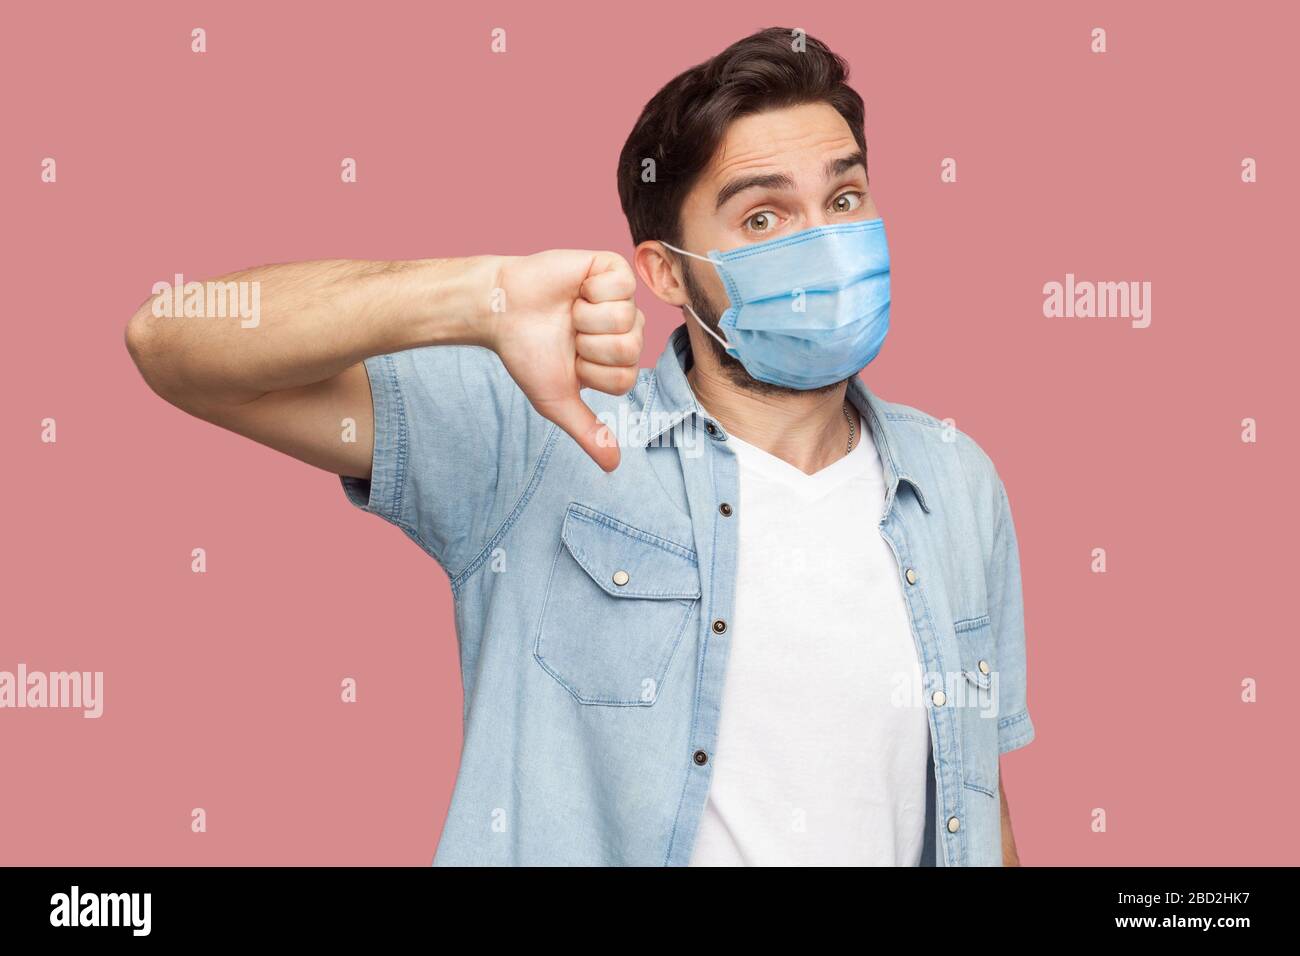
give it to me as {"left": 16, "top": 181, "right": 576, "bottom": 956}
{"left": 843, "top": 401, "right": 856, "bottom": 454}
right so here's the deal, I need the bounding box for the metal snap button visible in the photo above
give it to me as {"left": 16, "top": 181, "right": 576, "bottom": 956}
{"left": 947, "top": 816, "right": 960, "bottom": 833}
{"left": 905, "top": 568, "right": 918, "bottom": 585}
{"left": 612, "top": 570, "right": 630, "bottom": 587}
{"left": 719, "top": 502, "right": 733, "bottom": 517}
{"left": 712, "top": 619, "right": 727, "bottom": 634}
{"left": 932, "top": 689, "right": 947, "bottom": 707}
{"left": 693, "top": 750, "right": 708, "bottom": 766}
{"left": 978, "top": 659, "right": 990, "bottom": 675}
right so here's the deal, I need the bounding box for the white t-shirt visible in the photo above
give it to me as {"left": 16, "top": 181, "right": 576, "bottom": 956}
{"left": 688, "top": 410, "right": 932, "bottom": 866}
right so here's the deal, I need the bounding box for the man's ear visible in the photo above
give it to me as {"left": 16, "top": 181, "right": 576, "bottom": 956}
{"left": 633, "top": 241, "right": 688, "bottom": 307}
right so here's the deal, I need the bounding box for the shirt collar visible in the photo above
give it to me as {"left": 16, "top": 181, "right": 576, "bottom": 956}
{"left": 643, "top": 324, "right": 931, "bottom": 514}
{"left": 640, "top": 324, "right": 704, "bottom": 446}
{"left": 846, "top": 376, "right": 932, "bottom": 515}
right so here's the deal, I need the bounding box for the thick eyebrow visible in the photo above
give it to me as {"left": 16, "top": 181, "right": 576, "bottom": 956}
{"left": 714, "top": 172, "right": 795, "bottom": 211}
{"left": 825, "top": 151, "right": 867, "bottom": 179}
{"left": 713, "top": 151, "right": 868, "bottom": 211}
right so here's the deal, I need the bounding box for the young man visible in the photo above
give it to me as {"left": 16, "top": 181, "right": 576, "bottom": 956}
{"left": 125, "top": 27, "right": 1033, "bottom": 866}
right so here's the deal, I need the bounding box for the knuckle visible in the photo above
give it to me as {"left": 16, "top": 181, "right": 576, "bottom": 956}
{"left": 616, "top": 337, "right": 639, "bottom": 364}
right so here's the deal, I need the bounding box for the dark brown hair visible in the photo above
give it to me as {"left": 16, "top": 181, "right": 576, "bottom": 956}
{"left": 617, "top": 27, "right": 868, "bottom": 247}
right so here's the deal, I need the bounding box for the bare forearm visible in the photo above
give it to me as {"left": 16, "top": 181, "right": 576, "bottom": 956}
{"left": 122, "top": 246, "right": 642, "bottom": 479}
{"left": 125, "top": 256, "right": 498, "bottom": 410}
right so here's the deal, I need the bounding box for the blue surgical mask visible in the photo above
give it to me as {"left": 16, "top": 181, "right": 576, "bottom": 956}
{"left": 660, "top": 218, "right": 891, "bottom": 390}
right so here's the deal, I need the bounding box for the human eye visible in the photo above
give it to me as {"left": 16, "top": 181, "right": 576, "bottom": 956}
{"left": 831, "top": 191, "right": 864, "bottom": 214}
{"left": 742, "top": 210, "right": 779, "bottom": 235}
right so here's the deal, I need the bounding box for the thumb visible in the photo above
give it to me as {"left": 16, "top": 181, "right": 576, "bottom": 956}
{"left": 540, "top": 394, "right": 621, "bottom": 472}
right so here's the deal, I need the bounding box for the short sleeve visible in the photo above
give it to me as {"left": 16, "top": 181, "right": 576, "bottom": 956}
{"left": 987, "top": 476, "right": 1035, "bottom": 755}
{"left": 340, "top": 345, "right": 549, "bottom": 575}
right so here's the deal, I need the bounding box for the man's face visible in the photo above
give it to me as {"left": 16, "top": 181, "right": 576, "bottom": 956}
{"left": 650, "top": 101, "right": 879, "bottom": 394}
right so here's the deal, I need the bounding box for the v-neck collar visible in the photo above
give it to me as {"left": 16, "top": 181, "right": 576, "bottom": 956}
{"left": 713, "top": 409, "right": 882, "bottom": 499}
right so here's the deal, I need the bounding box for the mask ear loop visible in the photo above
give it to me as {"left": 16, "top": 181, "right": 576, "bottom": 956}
{"left": 658, "top": 240, "right": 734, "bottom": 352}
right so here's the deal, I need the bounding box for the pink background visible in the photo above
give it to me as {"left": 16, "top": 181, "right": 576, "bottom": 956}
{"left": 2, "top": 1, "right": 1296, "bottom": 865}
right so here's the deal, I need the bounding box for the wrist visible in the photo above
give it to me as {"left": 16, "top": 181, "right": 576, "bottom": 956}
{"left": 477, "top": 254, "right": 512, "bottom": 352}
{"left": 400, "top": 255, "right": 507, "bottom": 351}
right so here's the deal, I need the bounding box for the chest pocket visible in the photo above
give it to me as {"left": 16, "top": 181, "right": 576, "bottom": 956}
{"left": 533, "top": 503, "right": 701, "bottom": 706}
{"left": 954, "top": 615, "right": 1000, "bottom": 797}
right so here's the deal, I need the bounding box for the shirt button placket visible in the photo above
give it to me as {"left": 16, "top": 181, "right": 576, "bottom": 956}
{"left": 892, "top": 541, "right": 950, "bottom": 862}
{"left": 696, "top": 616, "right": 730, "bottom": 769}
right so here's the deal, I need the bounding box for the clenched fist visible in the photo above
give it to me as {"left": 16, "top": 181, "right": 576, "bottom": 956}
{"left": 487, "top": 250, "right": 644, "bottom": 472}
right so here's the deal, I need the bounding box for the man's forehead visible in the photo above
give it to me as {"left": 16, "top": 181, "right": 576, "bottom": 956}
{"left": 705, "top": 105, "right": 860, "bottom": 184}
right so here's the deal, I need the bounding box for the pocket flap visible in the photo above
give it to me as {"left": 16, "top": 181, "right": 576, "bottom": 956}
{"left": 561, "top": 503, "right": 702, "bottom": 601}
{"left": 954, "top": 615, "right": 994, "bottom": 690}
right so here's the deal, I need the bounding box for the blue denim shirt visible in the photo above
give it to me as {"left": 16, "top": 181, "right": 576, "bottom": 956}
{"left": 342, "top": 324, "right": 1034, "bottom": 866}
